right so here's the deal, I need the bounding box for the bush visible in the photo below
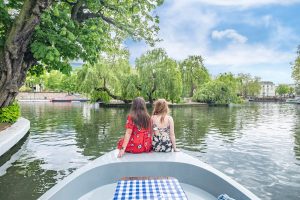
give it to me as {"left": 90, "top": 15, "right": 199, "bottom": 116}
{"left": 0, "top": 101, "right": 21, "bottom": 123}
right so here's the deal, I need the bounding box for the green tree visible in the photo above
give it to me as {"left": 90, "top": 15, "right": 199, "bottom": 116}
{"left": 193, "top": 73, "right": 241, "bottom": 104}
{"left": 237, "top": 73, "right": 261, "bottom": 97}
{"left": 276, "top": 84, "right": 290, "bottom": 97}
{"left": 0, "top": 0, "right": 163, "bottom": 108}
{"left": 77, "top": 55, "right": 138, "bottom": 103}
{"left": 60, "top": 72, "right": 78, "bottom": 94}
{"left": 135, "top": 48, "right": 182, "bottom": 103}
{"left": 180, "top": 55, "right": 210, "bottom": 97}
{"left": 292, "top": 46, "right": 300, "bottom": 83}
{"left": 288, "top": 86, "right": 295, "bottom": 97}
{"left": 44, "top": 70, "right": 64, "bottom": 92}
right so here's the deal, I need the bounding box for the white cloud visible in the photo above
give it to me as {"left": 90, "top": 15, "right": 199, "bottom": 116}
{"left": 211, "top": 29, "right": 248, "bottom": 43}
{"left": 127, "top": 0, "right": 300, "bottom": 84}
{"left": 206, "top": 44, "right": 293, "bottom": 66}
{"left": 153, "top": 3, "right": 218, "bottom": 60}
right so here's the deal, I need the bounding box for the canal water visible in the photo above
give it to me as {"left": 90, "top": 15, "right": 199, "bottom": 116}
{"left": 0, "top": 102, "right": 299, "bottom": 199}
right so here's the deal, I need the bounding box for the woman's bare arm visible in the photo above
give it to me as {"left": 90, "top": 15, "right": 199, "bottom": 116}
{"left": 169, "top": 116, "right": 178, "bottom": 151}
{"left": 118, "top": 128, "right": 133, "bottom": 157}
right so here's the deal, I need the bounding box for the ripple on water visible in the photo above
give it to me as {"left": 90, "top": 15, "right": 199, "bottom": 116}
{"left": 1, "top": 103, "right": 300, "bottom": 200}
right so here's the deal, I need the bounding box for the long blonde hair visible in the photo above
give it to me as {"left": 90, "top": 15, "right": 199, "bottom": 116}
{"left": 152, "top": 99, "right": 169, "bottom": 123}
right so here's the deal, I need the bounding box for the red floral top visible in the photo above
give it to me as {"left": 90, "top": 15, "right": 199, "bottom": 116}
{"left": 118, "top": 115, "right": 152, "bottom": 153}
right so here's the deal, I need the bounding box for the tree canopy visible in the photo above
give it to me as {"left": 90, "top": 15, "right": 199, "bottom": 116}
{"left": 135, "top": 48, "right": 182, "bottom": 103}
{"left": 237, "top": 73, "right": 261, "bottom": 97}
{"left": 275, "top": 84, "right": 291, "bottom": 97}
{"left": 0, "top": 0, "right": 163, "bottom": 108}
{"left": 193, "top": 73, "right": 241, "bottom": 104}
{"left": 180, "top": 55, "right": 210, "bottom": 97}
{"left": 77, "top": 55, "right": 137, "bottom": 103}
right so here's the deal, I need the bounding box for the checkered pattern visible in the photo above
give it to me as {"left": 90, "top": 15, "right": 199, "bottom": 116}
{"left": 113, "top": 178, "right": 188, "bottom": 200}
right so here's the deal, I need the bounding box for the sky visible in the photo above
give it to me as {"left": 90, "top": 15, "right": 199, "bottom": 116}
{"left": 125, "top": 0, "right": 300, "bottom": 84}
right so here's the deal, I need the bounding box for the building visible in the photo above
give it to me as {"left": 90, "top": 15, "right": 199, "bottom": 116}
{"left": 259, "top": 81, "right": 276, "bottom": 97}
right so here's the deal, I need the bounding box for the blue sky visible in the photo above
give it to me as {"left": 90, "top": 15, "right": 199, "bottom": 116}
{"left": 126, "top": 0, "right": 300, "bottom": 84}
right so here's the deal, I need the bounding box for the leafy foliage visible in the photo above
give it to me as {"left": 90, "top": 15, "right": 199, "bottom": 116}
{"left": 0, "top": 101, "right": 20, "bottom": 123}
{"left": 24, "top": 70, "right": 78, "bottom": 93}
{"left": 77, "top": 55, "right": 137, "bottom": 103}
{"left": 292, "top": 46, "right": 300, "bottom": 83}
{"left": 29, "top": 0, "right": 163, "bottom": 74}
{"left": 193, "top": 73, "right": 241, "bottom": 104}
{"left": 237, "top": 73, "right": 261, "bottom": 97}
{"left": 0, "top": 0, "right": 163, "bottom": 108}
{"left": 180, "top": 56, "right": 210, "bottom": 97}
{"left": 135, "top": 48, "right": 182, "bottom": 103}
{"left": 275, "top": 84, "right": 290, "bottom": 97}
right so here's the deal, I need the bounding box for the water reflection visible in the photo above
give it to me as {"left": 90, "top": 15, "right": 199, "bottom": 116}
{"left": 0, "top": 158, "right": 58, "bottom": 200}
{"left": 74, "top": 107, "right": 129, "bottom": 157}
{"left": 0, "top": 102, "right": 299, "bottom": 200}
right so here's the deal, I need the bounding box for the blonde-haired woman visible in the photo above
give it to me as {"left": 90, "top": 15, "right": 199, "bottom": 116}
{"left": 152, "top": 99, "right": 179, "bottom": 152}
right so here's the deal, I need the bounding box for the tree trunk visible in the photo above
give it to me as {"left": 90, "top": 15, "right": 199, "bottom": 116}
{"left": 189, "top": 82, "right": 195, "bottom": 97}
{"left": 147, "top": 93, "right": 153, "bottom": 104}
{"left": 96, "top": 87, "right": 132, "bottom": 104}
{"left": 0, "top": 0, "right": 52, "bottom": 108}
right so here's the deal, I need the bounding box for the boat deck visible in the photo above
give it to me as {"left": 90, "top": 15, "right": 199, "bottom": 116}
{"left": 78, "top": 183, "right": 215, "bottom": 200}
{"left": 40, "top": 151, "right": 260, "bottom": 200}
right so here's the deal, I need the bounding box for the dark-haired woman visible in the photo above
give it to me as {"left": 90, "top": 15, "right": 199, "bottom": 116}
{"left": 117, "top": 97, "right": 152, "bottom": 158}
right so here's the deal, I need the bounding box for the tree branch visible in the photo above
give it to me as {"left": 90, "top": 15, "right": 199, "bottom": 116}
{"left": 95, "top": 86, "right": 132, "bottom": 104}
{"left": 70, "top": 2, "right": 136, "bottom": 36}
{"left": 71, "top": 0, "right": 84, "bottom": 21}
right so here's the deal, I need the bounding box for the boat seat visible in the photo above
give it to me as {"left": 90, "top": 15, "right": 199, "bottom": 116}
{"left": 113, "top": 176, "right": 188, "bottom": 200}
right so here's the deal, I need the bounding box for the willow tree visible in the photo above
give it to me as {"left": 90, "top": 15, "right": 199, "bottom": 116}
{"left": 0, "top": 0, "right": 162, "bottom": 108}
{"left": 77, "top": 56, "right": 139, "bottom": 103}
{"left": 135, "top": 48, "right": 182, "bottom": 103}
{"left": 157, "top": 58, "right": 182, "bottom": 103}
{"left": 180, "top": 55, "right": 210, "bottom": 97}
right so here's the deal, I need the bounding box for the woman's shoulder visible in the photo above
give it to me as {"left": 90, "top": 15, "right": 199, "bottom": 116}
{"left": 126, "top": 115, "right": 134, "bottom": 123}
{"left": 167, "top": 115, "right": 174, "bottom": 122}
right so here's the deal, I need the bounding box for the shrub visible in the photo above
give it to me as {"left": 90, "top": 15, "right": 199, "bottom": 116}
{"left": 0, "top": 101, "right": 21, "bottom": 123}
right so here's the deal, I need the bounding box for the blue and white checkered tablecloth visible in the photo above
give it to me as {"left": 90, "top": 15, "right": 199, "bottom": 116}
{"left": 113, "top": 178, "right": 188, "bottom": 200}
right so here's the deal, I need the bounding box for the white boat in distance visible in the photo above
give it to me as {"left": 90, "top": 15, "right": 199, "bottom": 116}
{"left": 39, "top": 150, "right": 260, "bottom": 200}
{"left": 286, "top": 97, "right": 300, "bottom": 104}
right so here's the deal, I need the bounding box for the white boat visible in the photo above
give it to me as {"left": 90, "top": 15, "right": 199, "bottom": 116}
{"left": 286, "top": 97, "right": 300, "bottom": 104}
{"left": 39, "top": 150, "right": 260, "bottom": 200}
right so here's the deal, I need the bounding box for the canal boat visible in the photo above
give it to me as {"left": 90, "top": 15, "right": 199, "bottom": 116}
{"left": 39, "top": 150, "right": 260, "bottom": 200}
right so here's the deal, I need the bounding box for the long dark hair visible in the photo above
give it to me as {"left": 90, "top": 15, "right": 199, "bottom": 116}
{"left": 130, "top": 97, "right": 150, "bottom": 129}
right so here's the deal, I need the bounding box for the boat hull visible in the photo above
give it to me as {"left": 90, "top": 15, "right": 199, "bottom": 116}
{"left": 39, "top": 150, "right": 260, "bottom": 200}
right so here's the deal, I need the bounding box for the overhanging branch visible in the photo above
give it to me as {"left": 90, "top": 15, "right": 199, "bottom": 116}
{"left": 95, "top": 86, "right": 132, "bottom": 103}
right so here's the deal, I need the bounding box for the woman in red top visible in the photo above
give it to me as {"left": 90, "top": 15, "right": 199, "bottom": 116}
{"left": 117, "top": 97, "right": 152, "bottom": 157}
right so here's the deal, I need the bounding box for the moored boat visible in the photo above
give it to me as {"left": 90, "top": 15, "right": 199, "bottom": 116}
{"left": 39, "top": 150, "right": 260, "bottom": 200}
{"left": 286, "top": 97, "right": 300, "bottom": 104}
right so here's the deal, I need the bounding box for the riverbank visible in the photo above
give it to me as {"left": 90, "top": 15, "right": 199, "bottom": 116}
{"left": 249, "top": 97, "right": 286, "bottom": 102}
{"left": 99, "top": 101, "right": 207, "bottom": 108}
{"left": 17, "top": 92, "right": 88, "bottom": 102}
{"left": 0, "top": 118, "right": 30, "bottom": 157}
